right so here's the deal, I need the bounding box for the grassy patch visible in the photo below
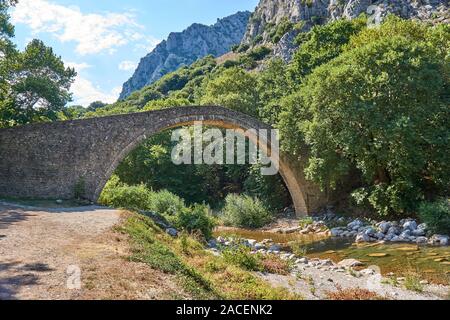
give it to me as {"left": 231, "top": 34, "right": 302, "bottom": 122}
{"left": 403, "top": 274, "right": 424, "bottom": 292}
{"left": 119, "top": 211, "right": 300, "bottom": 300}
{"left": 117, "top": 212, "right": 217, "bottom": 299}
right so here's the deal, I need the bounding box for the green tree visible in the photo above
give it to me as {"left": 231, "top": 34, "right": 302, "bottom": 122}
{"left": 289, "top": 17, "right": 366, "bottom": 83}
{"left": 297, "top": 34, "right": 448, "bottom": 215}
{"left": 256, "top": 58, "right": 290, "bottom": 125}
{"left": 200, "top": 67, "right": 260, "bottom": 116}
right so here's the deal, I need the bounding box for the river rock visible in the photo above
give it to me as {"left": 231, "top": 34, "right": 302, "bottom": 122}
{"left": 338, "top": 258, "right": 363, "bottom": 268}
{"left": 208, "top": 239, "right": 217, "bottom": 248}
{"left": 429, "top": 235, "right": 449, "bottom": 246}
{"left": 247, "top": 239, "right": 257, "bottom": 247}
{"left": 330, "top": 228, "right": 343, "bottom": 237}
{"left": 165, "top": 228, "right": 178, "bottom": 237}
{"left": 375, "top": 232, "right": 385, "bottom": 240}
{"left": 356, "top": 233, "right": 371, "bottom": 243}
{"left": 282, "top": 226, "right": 302, "bottom": 234}
{"left": 417, "top": 223, "right": 427, "bottom": 231}
{"left": 379, "top": 221, "right": 392, "bottom": 233}
{"left": 412, "top": 229, "right": 426, "bottom": 237}
{"left": 387, "top": 226, "right": 401, "bottom": 236}
{"left": 400, "top": 229, "right": 412, "bottom": 238}
{"left": 269, "top": 244, "right": 281, "bottom": 251}
{"left": 254, "top": 243, "right": 265, "bottom": 250}
{"left": 296, "top": 257, "right": 309, "bottom": 264}
{"left": 320, "top": 259, "right": 334, "bottom": 266}
{"left": 403, "top": 220, "right": 418, "bottom": 231}
{"left": 416, "top": 236, "right": 428, "bottom": 244}
{"left": 364, "top": 227, "right": 377, "bottom": 236}
{"left": 348, "top": 219, "right": 364, "bottom": 230}
{"left": 360, "top": 268, "right": 376, "bottom": 276}
{"left": 217, "top": 236, "right": 226, "bottom": 244}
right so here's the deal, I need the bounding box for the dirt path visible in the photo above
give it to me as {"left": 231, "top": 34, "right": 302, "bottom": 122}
{"left": 0, "top": 203, "right": 185, "bottom": 300}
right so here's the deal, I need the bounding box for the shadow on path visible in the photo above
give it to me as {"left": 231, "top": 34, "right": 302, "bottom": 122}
{"left": 0, "top": 210, "right": 36, "bottom": 230}
{"left": 0, "top": 262, "right": 54, "bottom": 300}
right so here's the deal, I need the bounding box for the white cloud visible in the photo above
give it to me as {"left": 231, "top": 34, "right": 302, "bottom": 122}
{"left": 118, "top": 60, "right": 137, "bottom": 71}
{"left": 12, "top": 0, "right": 148, "bottom": 55}
{"left": 64, "top": 61, "right": 91, "bottom": 71}
{"left": 70, "top": 76, "right": 120, "bottom": 106}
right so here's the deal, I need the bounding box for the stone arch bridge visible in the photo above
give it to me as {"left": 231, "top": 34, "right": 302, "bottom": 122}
{"left": 0, "top": 106, "right": 327, "bottom": 216}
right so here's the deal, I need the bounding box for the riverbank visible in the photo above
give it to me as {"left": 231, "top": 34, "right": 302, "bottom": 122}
{"left": 209, "top": 234, "right": 450, "bottom": 299}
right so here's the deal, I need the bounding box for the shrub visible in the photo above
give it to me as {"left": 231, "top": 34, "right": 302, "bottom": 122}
{"left": 418, "top": 199, "right": 450, "bottom": 235}
{"left": 99, "top": 177, "right": 151, "bottom": 210}
{"left": 222, "top": 246, "right": 263, "bottom": 271}
{"left": 403, "top": 274, "right": 424, "bottom": 292}
{"left": 290, "top": 241, "right": 307, "bottom": 257}
{"left": 222, "top": 194, "right": 272, "bottom": 228}
{"left": 149, "top": 189, "right": 186, "bottom": 216}
{"left": 325, "top": 287, "right": 384, "bottom": 300}
{"left": 269, "top": 18, "right": 294, "bottom": 43}
{"left": 247, "top": 46, "right": 272, "bottom": 61}
{"left": 171, "top": 204, "right": 216, "bottom": 239}
{"left": 260, "top": 255, "right": 292, "bottom": 275}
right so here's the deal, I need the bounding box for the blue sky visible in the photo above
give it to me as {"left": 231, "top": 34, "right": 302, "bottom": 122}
{"left": 10, "top": 0, "right": 259, "bottom": 106}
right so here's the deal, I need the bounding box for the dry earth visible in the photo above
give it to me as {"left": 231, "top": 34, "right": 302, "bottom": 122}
{"left": 0, "top": 203, "right": 188, "bottom": 300}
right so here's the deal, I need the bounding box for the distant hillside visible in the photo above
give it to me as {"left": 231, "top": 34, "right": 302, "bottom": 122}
{"left": 119, "top": 11, "right": 251, "bottom": 100}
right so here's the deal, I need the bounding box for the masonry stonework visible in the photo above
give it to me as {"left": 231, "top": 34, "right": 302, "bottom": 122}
{"left": 0, "top": 106, "right": 327, "bottom": 216}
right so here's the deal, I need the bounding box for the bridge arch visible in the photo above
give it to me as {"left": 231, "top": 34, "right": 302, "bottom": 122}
{"left": 0, "top": 106, "right": 326, "bottom": 216}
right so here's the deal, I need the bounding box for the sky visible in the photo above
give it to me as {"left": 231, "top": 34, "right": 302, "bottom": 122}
{"left": 10, "top": 0, "right": 259, "bottom": 106}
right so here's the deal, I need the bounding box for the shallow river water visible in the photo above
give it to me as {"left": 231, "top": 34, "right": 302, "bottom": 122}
{"left": 214, "top": 228, "right": 450, "bottom": 285}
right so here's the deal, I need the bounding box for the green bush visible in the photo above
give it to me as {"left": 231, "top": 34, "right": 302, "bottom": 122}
{"left": 99, "top": 177, "right": 152, "bottom": 210}
{"left": 149, "top": 189, "right": 186, "bottom": 216}
{"left": 247, "top": 46, "right": 272, "bottom": 61}
{"left": 222, "top": 246, "right": 263, "bottom": 271}
{"left": 222, "top": 194, "right": 272, "bottom": 228}
{"left": 418, "top": 199, "right": 450, "bottom": 235}
{"left": 171, "top": 204, "right": 216, "bottom": 239}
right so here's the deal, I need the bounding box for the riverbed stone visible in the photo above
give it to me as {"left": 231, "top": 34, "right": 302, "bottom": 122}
{"left": 330, "top": 228, "right": 343, "bottom": 237}
{"left": 165, "top": 228, "right": 178, "bottom": 237}
{"left": 416, "top": 236, "right": 428, "bottom": 244}
{"left": 412, "top": 229, "right": 426, "bottom": 237}
{"left": 269, "top": 244, "right": 281, "bottom": 251}
{"left": 208, "top": 239, "right": 217, "bottom": 248}
{"left": 356, "top": 233, "right": 371, "bottom": 243}
{"left": 296, "top": 257, "right": 309, "bottom": 264}
{"left": 400, "top": 229, "right": 412, "bottom": 238}
{"left": 403, "top": 220, "right": 418, "bottom": 231}
{"left": 429, "top": 235, "right": 449, "bottom": 246}
{"left": 254, "top": 243, "right": 265, "bottom": 250}
{"left": 379, "top": 221, "right": 392, "bottom": 233}
{"left": 347, "top": 219, "right": 364, "bottom": 230}
{"left": 338, "top": 259, "right": 363, "bottom": 268}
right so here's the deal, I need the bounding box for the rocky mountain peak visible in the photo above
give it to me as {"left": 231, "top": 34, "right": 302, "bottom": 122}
{"left": 242, "top": 0, "right": 449, "bottom": 61}
{"left": 119, "top": 11, "right": 251, "bottom": 100}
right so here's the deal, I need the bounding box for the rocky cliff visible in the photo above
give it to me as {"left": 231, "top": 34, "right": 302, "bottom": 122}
{"left": 119, "top": 11, "right": 251, "bottom": 100}
{"left": 242, "top": 0, "right": 449, "bottom": 61}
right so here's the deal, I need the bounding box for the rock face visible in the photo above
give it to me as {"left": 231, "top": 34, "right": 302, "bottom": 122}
{"left": 119, "top": 11, "right": 251, "bottom": 100}
{"left": 243, "top": 0, "right": 449, "bottom": 60}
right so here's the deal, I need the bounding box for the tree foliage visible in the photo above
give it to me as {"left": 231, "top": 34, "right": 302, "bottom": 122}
{"left": 0, "top": 2, "right": 75, "bottom": 127}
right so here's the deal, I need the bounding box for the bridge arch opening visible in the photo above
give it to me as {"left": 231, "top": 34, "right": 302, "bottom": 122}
{"left": 93, "top": 114, "right": 309, "bottom": 216}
